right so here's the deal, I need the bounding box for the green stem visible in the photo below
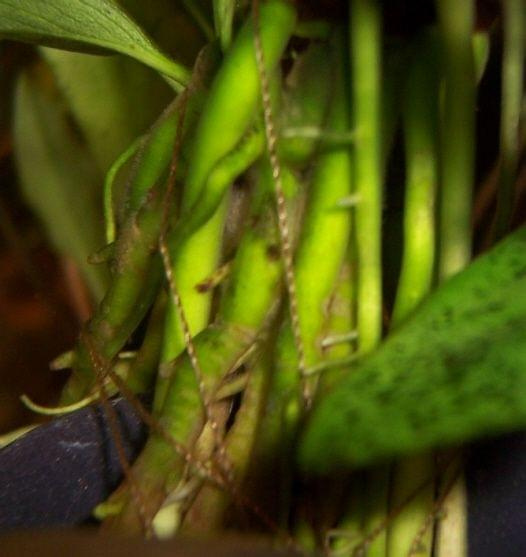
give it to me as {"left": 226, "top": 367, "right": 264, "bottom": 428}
{"left": 104, "top": 135, "right": 143, "bottom": 243}
{"left": 392, "top": 31, "right": 439, "bottom": 325}
{"left": 155, "top": 124, "right": 266, "bottom": 392}
{"left": 433, "top": 469, "right": 467, "bottom": 557}
{"left": 159, "top": 0, "right": 296, "bottom": 372}
{"left": 435, "top": 2, "right": 476, "bottom": 554}
{"left": 254, "top": 319, "right": 300, "bottom": 529}
{"left": 181, "top": 0, "right": 296, "bottom": 211}
{"left": 61, "top": 190, "right": 165, "bottom": 403}
{"left": 60, "top": 49, "right": 219, "bottom": 403}
{"left": 388, "top": 455, "right": 435, "bottom": 557}
{"left": 125, "top": 291, "right": 167, "bottom": 395}
{"left": 124, "top": 102, "right": 180, "bottom": 215}
{"left": 213, "top": 0, "right": 235, "bottom": 52}
{"left": 157, "top": 124, "right": 265, "bottom": 385}
{"left": 350, "top": 2, "right": 384, "bottom": 555}
{"left": 103, "top": 177, "right": 285, "bottom": 533}
{"left": 494, "top": 0, "right": 525, "bottom": 239}
{"left": 159, "top": 205, "right": 227, "bottom": 363}
{"left": 279, "top": 40, "right": 334, "bottom": 165}
{"left": 318, "top": 261, "right": 356, "bottom": 392}
{"left": 170, "top": 123, "right": 265, "bottom": 246}
{"left": 124, "top": 45, "right": 218, "bottom": 219}
{"left": 351, "top": 0, "right": 383, "bottom": 354}
{"left": 388, "top": 31, "right": 440, "bottom": 557}
{"left": 318, "top": 262, "right": 358, "bottom": 555}
{"left": 473, "top": 31, "right": 490, "bottom": 84}
{"left": 181, "top": 351, "right": 272, "bottom": 531}
{"left": 294, "top": 28, "right": 352, "bottom": 381}
{"left": 437, "top": 0, "right": 476, "bottom": 280}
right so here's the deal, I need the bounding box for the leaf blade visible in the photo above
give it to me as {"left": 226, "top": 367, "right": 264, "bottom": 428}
{"left": 299, "top": 227, "right": 526, "bottom": 472}
{"left": 13, "top": 63, "right": 109, "bottom": 300}
{"left": 0, "top": 0, "right": 190, "bottom": 86}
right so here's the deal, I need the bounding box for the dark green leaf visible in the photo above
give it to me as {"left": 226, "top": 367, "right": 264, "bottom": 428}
{"left": 299, "top": 227, "right": 526, "bottom": 472}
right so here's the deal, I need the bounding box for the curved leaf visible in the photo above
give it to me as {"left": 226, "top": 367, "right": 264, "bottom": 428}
{"left": 299, "top": 227, "right": 526, "bottom": 472}
{"left": 40, "top": 47, "right": 171, "bottom": 172}
{"left": 13, "top": 63, "right": 109, "bottom": 300}
{"left": 0, "top": 0, "right": 189, "bottom": 87}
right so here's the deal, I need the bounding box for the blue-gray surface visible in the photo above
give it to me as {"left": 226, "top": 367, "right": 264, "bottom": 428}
{"left": 467, "top": 432, "right": 526, "bottom": 557}
{"left": 0, "top": 397, "right": 147, "bottom": 530}
{"left": 1, "top": 395, "right": 525, "bottom": 557}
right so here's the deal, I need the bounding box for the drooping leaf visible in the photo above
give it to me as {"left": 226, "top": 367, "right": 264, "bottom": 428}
{"left": 299, "top": 227, "right": 526, "bottom": 472}
{"left": 40, "top": 47, "right": 171, "bottom": 172}
{"left": 13, "top": 63, "right": 109, "bottom": 300}
{"left": 0, "top": 0, "right": 189, "bottom": 87}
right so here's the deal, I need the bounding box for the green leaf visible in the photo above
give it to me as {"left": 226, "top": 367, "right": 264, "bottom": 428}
{"left": 13, "top": 63, "right": 109, "bottom": 300}
{"left": 0, "top": 0, "right": 190, "bottom": 87}
{"left": 299, "top": 227, "right": 526, "bottom": 472}
{"left": 40, "top": 47, "right": 171, "bottom": 172}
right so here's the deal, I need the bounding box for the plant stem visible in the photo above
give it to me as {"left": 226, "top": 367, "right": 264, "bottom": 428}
{"left": 61, "top": 191, "right": 165, "bottom": 403}
{"left": 388, "top": 31, "right": 439, "bottom": 557}
{"left": 437, "top": 0, "right": 476, "bottom": 280}
{"left": 253, "top": 0, "right": 308, "bottom": 401}
{"left": 294, "top": 29, "right": 352, "bottom": 373}
{"left": 350, "top": 0, "right": 383, "bottom": 354}
{"left": 213, "top": 0, "right": 235, "bottom": 52}
{"left": 159, "top": 0, "right": 296, "bottom": 398}
{"left": 155, "top": 125, "right": 265, "bottom": 409}
{"left": 124, "top": 45, "right": 218, "bottom": 219}
{"left": 279, "top": 40, "right": 334, "bottom": 165}
{"left": 388, "top": 454, "right": 435, "bottom": 557}
{"left": 435, "top": 1, "right": 476, "bottom": 554}
{"left": 104, "top": 178, "right": 285, "bottom": 533}
{"left": 494, "top": 0, "right": 525, "bottom": 239}
{"left": 60, "top": 49, "right": 220, "bottom": 403}
{"left": 170, "top": 123, "right": 265, "bottom": 245}
{"left": 160, "top": 206, "right": 227, "bottom": 362}
{"left": 104, "top": 135, "right": 143, "bottom": 243}
{"left": 255, "top": 318, "right": 300, "bottom": 529}
{"left": 392, "top": 31, "right": 439, "bottom": 326}
{"left": 350, "top": 2, "right": 385, "bottom": 555}
{"left": 182, "top": 348, "right": 272, "bottom": 531}
{"left": 125, "top": 291, "right": 167, "bottom": 395}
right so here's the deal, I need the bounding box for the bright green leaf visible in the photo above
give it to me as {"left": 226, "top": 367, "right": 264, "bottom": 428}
{"left": 299, "top": 227, "right": 526, "bottom": 472}
{"left": 0, "top": 0, "right": 190, "bottom": 87}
